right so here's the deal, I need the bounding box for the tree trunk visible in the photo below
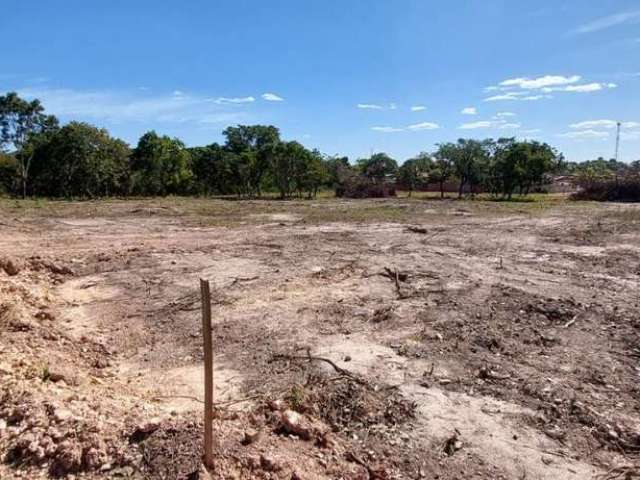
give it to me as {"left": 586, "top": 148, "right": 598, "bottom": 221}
{"left": 440, "top": 180, "right": 445, "bottom": 199}
{"left": 458, "top": 179, "right": 464, "bottom": 199}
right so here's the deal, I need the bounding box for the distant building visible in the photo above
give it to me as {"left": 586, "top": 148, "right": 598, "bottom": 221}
{"left": 548, "top": 175, "right": 578, "bottom": 193}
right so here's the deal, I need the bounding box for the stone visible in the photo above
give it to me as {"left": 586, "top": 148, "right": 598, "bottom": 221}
{"left": 241, "top": 428, "right": 261, "bottom": 445}
{"left": 280, "top": 410, "right": 312, "bottom": 440}
{"left": 260, "top": 454, "right": 281, "bottom": 472}
{"left": 0, "top": 257, "right": 23, "bottom": 276}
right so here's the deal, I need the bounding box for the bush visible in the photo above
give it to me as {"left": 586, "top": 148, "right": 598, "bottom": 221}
{"left": 572, "top": 174, "right": 640, "bottom": 202}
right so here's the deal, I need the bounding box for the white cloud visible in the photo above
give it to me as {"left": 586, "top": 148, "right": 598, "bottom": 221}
{"left": 371, "top": 121, "right": 440, "bottom": 133}
{"left": 214, "top": 96, "right": 255, "bottom": 104}
{"left": 371, "top": 126, "right": 404, "bottom": 132}
{"left": 543, "top": 82, "right": 617, "bottom": 93}
{"left": 558, "top": 130, "right": 610, "bottom": 139}
{"left": 389, "top": 103, "right": 397, "bottom": 110}
{"left": 570, "top": 120, "right": 618, "bottom": 130}
{"left": 461, "top": 107, "right": 477, "bottom": 115}
{"left": 499, "top": 75, "right": 581, "bottom": 90}
{"left": 570, "top": 119, "right": 640, "bottom": 130}
{"left": 358, "top": 103, "right": 384, "bottom": 110}
{"left": 495, "top": 112, "right": 516, "bottom": 118}
{"left": 459, "top": 121, "right": 494, "bottom": 130}
{"left": 459, "top": 119, "right": 520, "bottom": 130}
{"left": 261, "top": 92, "right": 284, "bottom": 101}
{"left": 410, "top": 105, "right": 426, "bottom": 112}
{"left": 17, "top": 87, "right": 251, "bottom": 126}
{"left": 173, "top": 90, "right": 185, "bottom": 96}
{"left": 572, "top": 10, "right": 640, "bottom": 35}
{"left": 484, "top": 91, "right": 551, "bottom": 102}
{"left": 407, "top": 122, "right": 440, "bottom": 131}
{"left": 520, "top": 128, "right": 542, "bottom": 135}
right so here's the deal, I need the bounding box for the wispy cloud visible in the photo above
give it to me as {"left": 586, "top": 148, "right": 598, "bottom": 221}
{"left": 17, "top": 87, "right": 253, "bottom": 126}
{"left": 458, "top": 119, "right": 520, "bottom": 130}
{"left": 495, "top": 112, "right": 516, "bottom": 118}
{"left": 570, "top": 119, "right": 640, "bottom": 129}
{"left": 371, "top": 121, "right": 440, "bottom": 133}
{"left": 519, "top": 128, "right": 542, "bottom": 135}
{"left": 499, "top": 75, "right": 581, "bottom": 89}
{"left": 358, "top": 103, "right": 384, "bottom": 110}
{"left": 261, "top": 92, "right": 284, "bottom": 102}
{"left": 407, "top": 122, "right": 439, "bottom": 131}
{"left": 213, "top": 96, "right": 255, "bottom": 104}
{"left": 410, "top": 105, "right": 426, "bottom": 112}
{"left": 543, "top": 82, "right": 617, "bottom": 93}
{"left": 357, "top": 102, "right": 397, "bottom": 110}
{"left": 461, "top": 107, "right": 477, "bottom": 115}
{"left": 371, "top": 126, "right": 404, "bottom": 132}
{"left": 484, "top": 74, "right": 616, "bottom": 101}
{"left": 484, "top": 92, "right": 551, "bottom": 102}
{"left": 558, "top": 130, "right": 610, "bottom": 139}
{"left": 571, "top": 10, "right": 640, "bottom": 35}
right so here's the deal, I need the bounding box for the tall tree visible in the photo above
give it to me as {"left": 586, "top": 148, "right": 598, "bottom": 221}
{"left": 130, "top": 131, "right": 193, "bottom": 196}
{"left": 398, "top": 152, "right": 433, "bottom": 197}
{"left": 0, "top": 92, "right": 59, "bottom": 197}
{"left": 357, "top": 153, "right": 398, "bottom": 180}
{"left": 432, "top": 144, "right": 456, "bottom": 198}
{"left": 222, "top": 125, "right": 280, "bottom": 196}
{"left": 29, "top": 122, "right": 130, "bottom": 198}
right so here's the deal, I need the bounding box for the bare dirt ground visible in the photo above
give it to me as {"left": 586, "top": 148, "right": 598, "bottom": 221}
{"left": 1, "top": 196, "right": 639, "bottom": 479}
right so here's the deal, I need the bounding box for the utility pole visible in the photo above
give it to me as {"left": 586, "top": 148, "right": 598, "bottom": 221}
{"left": 615, "top": 121, "right": 621, "bottom": 163}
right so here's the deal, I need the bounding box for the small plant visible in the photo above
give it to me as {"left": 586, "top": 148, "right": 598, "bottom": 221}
{"left": 41, "top": 364, "right": 51, "bottom": 382}
{"left": 286, "top": 384, "right": 306, "bottom": 411}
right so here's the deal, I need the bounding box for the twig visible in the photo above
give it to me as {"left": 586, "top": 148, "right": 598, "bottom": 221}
{"left": 229, "top": 276, "right": 259, "bottom": 287}
{"left": 271, "top": 348, "right": 368, "bottom": 385}
{"left": 564, "top": 314, "right": 578, "bottom": 328}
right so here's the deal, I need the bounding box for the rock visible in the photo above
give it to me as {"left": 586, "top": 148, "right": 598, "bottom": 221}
{"left": 48, "top": 367, "right": 79, "bottom": 386}
{"left": 268, "top": 399, "right": 285, "bottom": 411}
{"left": 51, "top": 440, "right": 82, "bottom": 476}
{"left": 0, "top": 257, "right": 23, "bottom": 276}
{"left": 82, "top": 447, "right": 105, "bottom": 470}
{"left": 241, "top": 428, "right": 261, "bottom": 445}
{"left": 260, "top": 454, "right": 281, "bottom": 472}
{"left": 280, "top": 410, "right": 312, "bottom": 440}
{"left": 129, "top": 417, "right": 162, "bottom": 442}
{"left": 52, "top": 408, "right": 74, "bottom": 423}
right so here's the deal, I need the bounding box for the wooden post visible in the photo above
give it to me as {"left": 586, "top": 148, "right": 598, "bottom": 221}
{"left": 200, "top": 279, "right": 214, "bottom": 469}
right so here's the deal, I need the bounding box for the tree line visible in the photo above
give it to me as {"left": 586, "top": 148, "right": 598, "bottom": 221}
{"left": 0, "top": 91, "right": 573, "bottom": 200}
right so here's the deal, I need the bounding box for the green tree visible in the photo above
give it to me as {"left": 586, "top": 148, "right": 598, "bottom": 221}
{"left": 222, "top": 125, "right": 280, "bottom": 196}
{"left": 29, "top": 122, "right": 130, "bottom": 198}
{"left": 441, "top": 139, "right": 489, "bottom": 198}
{"left": 323, "top": 155, "right": 350, "bottom": 188}
{"left": 0, "top": 92, "right": 59, "bottom": 197}
{"left": 398, "top": 152, "right": 433, "bottom": 197}
{"left": 130, "top": 131, "right": 193, "bottom": 196}
{"left": 432, "top": 145, "right": 455, "bottom": 198}
{"left": 356, "top": 153, "right": 398, "bottom": 180}
{"left": 189, "top": 143, "right": 240, "bottom": 195}
{"left": 0, "top": 152, "right": 18, "bottom": 194}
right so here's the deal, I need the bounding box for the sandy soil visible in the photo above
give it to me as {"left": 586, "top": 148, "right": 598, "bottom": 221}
{"left": 1, "top": 196, "right": 639, "bottom": 479}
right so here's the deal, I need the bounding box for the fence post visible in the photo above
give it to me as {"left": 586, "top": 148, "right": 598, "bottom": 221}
{"left": 200, "top": 279, "right": 214, "bottom": 469}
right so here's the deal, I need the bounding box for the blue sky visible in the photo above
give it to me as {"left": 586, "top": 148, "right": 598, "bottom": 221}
{"left": 1, "top": 1, "right": 639, "bottom": 162}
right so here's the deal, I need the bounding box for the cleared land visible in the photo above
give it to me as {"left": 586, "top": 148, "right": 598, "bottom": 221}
{"left": 1, "top": 195, "right": 639, "bottom": 479}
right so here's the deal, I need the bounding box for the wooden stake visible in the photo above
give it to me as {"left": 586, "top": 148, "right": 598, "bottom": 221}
{"left": 200, "top": 279, "right": 214, "bottom": 469}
